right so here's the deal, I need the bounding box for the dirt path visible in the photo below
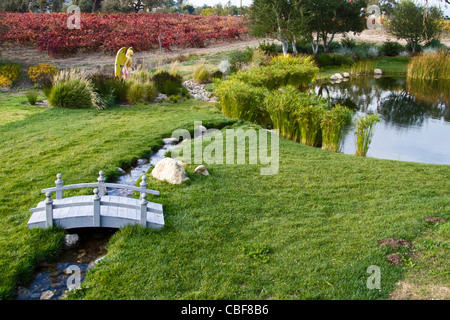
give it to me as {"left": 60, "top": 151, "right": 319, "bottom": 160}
{"left": 1, "top": 29, "right": 449, "bottom": 73}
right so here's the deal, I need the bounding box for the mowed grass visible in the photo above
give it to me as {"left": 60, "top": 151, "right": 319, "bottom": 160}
{"left": 69, "top": 127, "right": 448, "bottom": 299}
{"left": 0, "top": 93, "right": 448, "bottom": 300}
{"left": 0, "top": 94, "right": 230, "bottom": 299}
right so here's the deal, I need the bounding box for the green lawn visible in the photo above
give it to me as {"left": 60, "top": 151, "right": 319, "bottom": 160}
{"left": 317, "top": 56, "right": 411, "bottom": 80}
{"left": 0, "top": 90, "right": 448, "bottom": 300}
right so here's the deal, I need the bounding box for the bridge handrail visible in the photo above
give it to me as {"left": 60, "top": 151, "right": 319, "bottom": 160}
{"left": 41, "top": 182, "right": 160, "bottom": 196}
{"left": 30, "top": 199, "right": 161, "bottom": 214}
{"left": 42, "top": 170, "right": 160, "bottom": 199}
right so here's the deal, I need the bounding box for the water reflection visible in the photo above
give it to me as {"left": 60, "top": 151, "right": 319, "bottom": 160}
{"left": 313, "top": 76, "right": 450, "bottom": 165}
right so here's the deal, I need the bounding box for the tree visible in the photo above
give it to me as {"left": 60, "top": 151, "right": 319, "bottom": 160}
{"left": 248, "top": 0, "right": 309, "bottom": 55}
{"left": 0, "top": 0, "right": 30, "bottom": 12}
{"left": 72, "top": 0, "right": 94, "bottom": 12}
{"left": 101, "top": 0, "right": 164, "bottom": 13}
{"left": 386, "top": 0, "right": 443, "bottom": 53}
{"left": 305, "top": 0, "right": 367, "bottom": 54}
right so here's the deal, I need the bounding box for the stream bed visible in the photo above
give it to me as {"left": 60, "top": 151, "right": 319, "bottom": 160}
{"left": 16, "top": 138, "right": 179, "bottom": 300}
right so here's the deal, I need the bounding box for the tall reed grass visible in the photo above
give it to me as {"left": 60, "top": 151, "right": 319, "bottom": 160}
{"left": 321, "top": 105, "right": 353, "bottom": 152}
{"left": 297, "top": 105, "right": 324, "bottom": 147}
{"left": 407, "top": 50, "right": 450, "bottom": 80}
{"left": 350, "top": 60, "right": 375, "bottom": 76}
{"left": 355, "top": 114, "right": 380, "bottom": 157}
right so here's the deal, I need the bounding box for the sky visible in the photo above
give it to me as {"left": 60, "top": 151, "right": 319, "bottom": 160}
{"left": 185, "top": 0, "right": 450, "bottom": 17}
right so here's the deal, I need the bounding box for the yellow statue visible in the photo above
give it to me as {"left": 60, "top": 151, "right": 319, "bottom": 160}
{"left": 115, "top": 47, "right": 134, "bottom": 80}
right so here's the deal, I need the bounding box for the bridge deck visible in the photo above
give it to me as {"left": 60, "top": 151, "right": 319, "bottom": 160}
{"left": 27, "top": 195, "right": 164, "bottom": 229}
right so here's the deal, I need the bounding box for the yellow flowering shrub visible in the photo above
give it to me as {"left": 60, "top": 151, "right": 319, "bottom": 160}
{"left": 443, "top": 20, "right": 450, "bottom": 32}
{"left": 27, "top": 63, "right": 58, "bottom": 85}
{"left": 0, "top": 64, "right": 21, "bottom": 88}
{"left": 0, "top": 75, "right": 12, "bottom": 88}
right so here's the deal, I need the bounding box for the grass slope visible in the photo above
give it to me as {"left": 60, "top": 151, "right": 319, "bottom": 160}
{"left": 0, "top": 94, "right": 229, "bottom": 299}
{"left": 68, "top": 125, "right": 448, "bottom": 300}
{"left": 0, "top": 93, "right": 448, "bottom": 300}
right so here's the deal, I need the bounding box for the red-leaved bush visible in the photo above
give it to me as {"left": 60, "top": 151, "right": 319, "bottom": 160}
{"left": 0, "top": 13, "right": 248, "bottom": 57}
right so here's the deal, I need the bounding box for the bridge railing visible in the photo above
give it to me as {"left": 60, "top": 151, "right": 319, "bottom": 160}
{"left": 41, "top": 170, "right": 160, "bottom": 199}
{"left": 31, "top": 171, "right": 161, "bottom": 228}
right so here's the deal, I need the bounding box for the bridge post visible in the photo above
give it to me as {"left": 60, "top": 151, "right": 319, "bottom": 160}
{"left": 55, "top": 173, "right": 63, "bottom": 200}
{"left": 140, "top": 193, "right": 148, "bottom": 227}
{"left": 45, "top": 192, "right": 53, "bottom": 228}
{"left": 139, "top": 175, "right": 148, "bottom": 196}
{"left": 98, "top": 170, "right": 105, "bottom": 197}
{"left": 93, "top": 188, "right": 101, "bottom": 227}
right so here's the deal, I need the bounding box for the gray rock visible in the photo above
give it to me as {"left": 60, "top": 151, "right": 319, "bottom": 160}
{"left": 194, "top": 165, "right": 210, "bottom": 176}
{"left": 40, "top": 290, "right": 54, "bottom": 300}
{"left": 65, "top": 234, "right": 79, "bottom": 248}
{"left": 374, "top": 68, "right": 383, "bottom": 75}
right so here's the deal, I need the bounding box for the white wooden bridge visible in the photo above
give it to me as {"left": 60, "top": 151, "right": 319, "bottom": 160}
{"left": 27, "top": 171, "right": 164, "bottom": 230}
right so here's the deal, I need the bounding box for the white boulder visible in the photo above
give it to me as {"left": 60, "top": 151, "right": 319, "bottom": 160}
{"left": 374, "top": 68, "right": 383, "bottom": 75}
{"left": 152, "top": 157, "right": 189, "bottom": 185}
{"left": 342, "top": 72, "right": 350, "bottom": 78}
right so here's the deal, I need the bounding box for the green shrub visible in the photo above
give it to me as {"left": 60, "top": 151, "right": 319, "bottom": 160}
{"left": 381, "top": 40, "right": 405, "bottom": 56}
{"left": 48, "top": 69, "right": 102, "bottom": 109}
{"left": 228, "top": 48, "right": 254, "bottom": 71}
{"left": 251, "top": 49, "right": 271, "bottom": 66}
{"left": 210, "top": 70, "right": 223, "bottom": 80}
{"left": 315, "top": 53, "right": 354, "bottom": 67}
{"left": 214, "top": 78, "right": 270, "bottom": 126}
{"left": 321, "top": 105, "right": 353, "bottom": 152}
{"left": 355, "top": 114, "right": 380, "bottom": 157}
{"left": 193, "top": 64, "right": 211, "bottom": 84}
{"left": 341, "top": 37, "right": 356, "bottom": 49}
{"left": 258, "top": 41, "right": 280, "bottom": 56}
{"left": 25, "top": 89, "right": 39, "bottom": 105}
{"left": 152, "top": 69, "right": 183, "bottom": 95}
{"left": 231, "top": 55, "right": 319, "bottom": 90}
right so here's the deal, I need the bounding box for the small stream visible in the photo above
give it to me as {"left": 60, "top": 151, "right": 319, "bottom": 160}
{"left": 17, "top": 137, "right": 180, "bottom": 300}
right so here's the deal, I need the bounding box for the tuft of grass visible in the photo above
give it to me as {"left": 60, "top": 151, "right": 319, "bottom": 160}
{"left": 25, "top": 90, "right": 39, "bottom": 105}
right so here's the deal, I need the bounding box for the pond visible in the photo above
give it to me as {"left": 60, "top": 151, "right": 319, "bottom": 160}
{"left": 313, "top": 76, "right": 450, "bottom": 165}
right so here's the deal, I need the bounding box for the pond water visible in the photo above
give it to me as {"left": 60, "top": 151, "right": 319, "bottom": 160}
{"left": 313, "top": 76, "right": 450, "bottom": 165}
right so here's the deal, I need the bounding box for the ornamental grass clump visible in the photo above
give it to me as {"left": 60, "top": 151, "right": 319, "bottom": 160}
{"left": 214, "top": 78, "right": 270, "bottom": 126}
{"left": 193, "top": 63, "right": 211, "bottom": 84}
{"left": 407, "top": 50, "right": 450, "bottom": 80}
{"left": 48, "top": 69, "right": 103, "bottom": 109}
{"left": 355, "top": 114, "right": 380, "bottom": 157}
{"left": 297, "top": 105, "right": 325, "bottom": 147}
{"left": 264, "top": 86, "right": 303, "bottom": 142}
{"left": 321, "top": 105, "right": 353, "bottom": 152}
